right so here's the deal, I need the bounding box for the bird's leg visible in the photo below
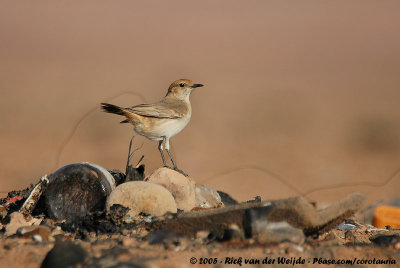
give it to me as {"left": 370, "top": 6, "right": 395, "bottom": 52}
{"left": 164, "top": 138, "right": 188, "bottom": 177}
{"left": 158, "top": 139, "right": 169, "bottom": 167}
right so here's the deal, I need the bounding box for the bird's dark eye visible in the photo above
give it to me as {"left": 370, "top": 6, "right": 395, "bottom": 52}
{"left": 179, "top": 83, "right": 185, "bottom": 87}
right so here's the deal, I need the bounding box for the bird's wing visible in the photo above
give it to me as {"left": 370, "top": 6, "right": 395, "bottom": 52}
{"left": 127, "top": 103, "right": 184, "bottom": 119}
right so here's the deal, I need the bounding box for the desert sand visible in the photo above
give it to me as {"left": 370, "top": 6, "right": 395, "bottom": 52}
{"left": 1, "top": 1, "right": 400, "bottom": 211}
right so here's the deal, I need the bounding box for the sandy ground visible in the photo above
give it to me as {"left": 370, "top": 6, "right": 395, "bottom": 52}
{"left": 1, "top": 1, "right": 400, "bottom": 206}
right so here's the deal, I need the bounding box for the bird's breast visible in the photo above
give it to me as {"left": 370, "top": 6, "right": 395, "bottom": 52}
{"left": 133, "top": 112, "right": 191, "bottom": 141}
{"left": 158, "top": 113, "right": 191, "bottom": 138}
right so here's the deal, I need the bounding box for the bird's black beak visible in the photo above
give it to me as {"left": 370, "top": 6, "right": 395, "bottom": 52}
{"left": 192, "top": 84, "right": 204, "bottom": 88}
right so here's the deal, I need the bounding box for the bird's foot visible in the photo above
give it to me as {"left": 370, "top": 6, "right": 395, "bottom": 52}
{"left": 173, "top": 167, "right": 189, "bottom": 177}
{"left": 163, "top": 166, "right": 188, "bottom": 177}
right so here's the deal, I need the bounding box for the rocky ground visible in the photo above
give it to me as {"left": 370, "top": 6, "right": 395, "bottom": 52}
{"left": 0, "top": 173, "right": 399, "bottom": 268}
{"left": 1, "top": 224, "right": 400, "bottom": 268}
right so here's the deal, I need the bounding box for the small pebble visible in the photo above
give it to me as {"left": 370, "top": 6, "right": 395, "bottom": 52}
{"left": 335, "top": 223, "right": 359, "bottom": 230}
{"left": 32, "top": 234, "right": 43, "bottom": 242}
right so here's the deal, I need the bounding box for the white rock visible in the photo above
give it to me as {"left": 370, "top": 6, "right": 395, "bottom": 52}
{"left": 106, "top": 181, "right": 177, "bottom": 217}
{"left": 146, "top": 167, "right": 196, "bottom": 211}
{"left": 195, "top": 185, "right": 224, "bottom": 208}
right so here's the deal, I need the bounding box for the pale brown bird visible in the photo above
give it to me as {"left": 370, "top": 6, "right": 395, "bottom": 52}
{"left": 101, "top": 79, "right": 203, "bottom": 176}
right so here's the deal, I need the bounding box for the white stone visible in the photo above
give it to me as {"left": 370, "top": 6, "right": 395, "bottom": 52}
{"left": 146, "top": 167, "right": 196, "bottom": 211}
{"left": 106, "top": 181, "right": 177, "bottom": 217}
{"left": 32, "top": 234, "right": 43, "bottom": 242}
{"left": 195, "top": 185, "right": 224, "bottom": 208}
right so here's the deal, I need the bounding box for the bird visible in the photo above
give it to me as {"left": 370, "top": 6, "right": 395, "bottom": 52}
{"left": 101, "top": 79, "right": 203, "bottom": 176}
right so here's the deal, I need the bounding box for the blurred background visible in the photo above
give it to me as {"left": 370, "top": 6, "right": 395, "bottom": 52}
{"left": 1, "top": 1, "right": 399, "bottom": 204}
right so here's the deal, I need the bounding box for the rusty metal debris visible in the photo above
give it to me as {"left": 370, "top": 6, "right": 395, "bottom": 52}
{"left": 150, "top": 193, "right": 366, "bottom": 239}
{"left": 44, "top": 163, "right": 116, "bottom": 220}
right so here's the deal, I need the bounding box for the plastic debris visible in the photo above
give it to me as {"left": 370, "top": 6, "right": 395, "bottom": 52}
{"left": 372, "top": 205, "right": 400, "bottom": 228}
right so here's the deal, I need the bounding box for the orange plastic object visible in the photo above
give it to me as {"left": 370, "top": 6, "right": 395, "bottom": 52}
{"left": 372, "top": 206, "right": 400, "bottom": 228}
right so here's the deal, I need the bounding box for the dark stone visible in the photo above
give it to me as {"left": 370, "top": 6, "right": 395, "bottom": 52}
{"left": 370, "top": 234, "right": 400, "bottom": 247}
{"left": 108, "top": 165, "right": 145, "bottom": 185}
{"left": 247, "top": 196, "right": 262, "bottom": 203}
{"left": 217, "top": 190, "right": 238, "bottom": 206}
{"left": 41, "top": 241, "right": 87, "bottom": 268}
{"left": 108, "top": 169, "right": 126, "bottom": 185}
{"left": 109, "top": 204, "right": 130, "bottom": 224}
{"left": 125, "top": 164, "right": 145, "bottom": 182}
{"left": 221, "top": 224, "right": 245, "bottom": 241}
{"left": 148, "top": 229, "right": 183, "bottom": 245}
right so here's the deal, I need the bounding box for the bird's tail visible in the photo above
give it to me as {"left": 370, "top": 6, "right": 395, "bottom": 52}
{"left": 101, "top": 103, "right": 139, "bottom": 124}
{"left": 101, "top": 103, "right": 125, "bottom": 115}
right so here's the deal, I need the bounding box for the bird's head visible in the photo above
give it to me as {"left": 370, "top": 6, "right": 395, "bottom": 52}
{"left": 166, "top": 79, "right": 203, "bottom": 100}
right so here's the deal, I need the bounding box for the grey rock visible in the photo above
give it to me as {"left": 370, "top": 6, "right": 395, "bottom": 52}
{"left": 252, "top": 220, "right": 305, "bottom": 244}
